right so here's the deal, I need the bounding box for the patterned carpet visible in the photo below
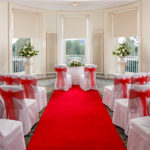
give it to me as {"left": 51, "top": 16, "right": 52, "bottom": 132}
{"left": 25, "top": 78, "right": 128, "bottom": 148}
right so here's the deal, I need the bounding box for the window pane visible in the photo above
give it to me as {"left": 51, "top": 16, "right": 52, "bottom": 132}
{"left": 12, "top": 38, "right": 31, "bottom": 73}
{"left": 65, "top": 39, "right": 85, "bottom": 65}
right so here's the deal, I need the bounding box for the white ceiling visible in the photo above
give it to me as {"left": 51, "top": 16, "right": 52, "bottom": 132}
{"left": 9, "top": 0, "right": 138, "bottom": 11}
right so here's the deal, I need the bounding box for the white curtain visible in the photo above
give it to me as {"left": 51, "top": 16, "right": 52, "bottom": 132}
{"left": 63, "top": 16, "right": 87, "bottom": 39}
{"left": 13, "top": 8, "right": 40, "bottom": 38}
{"left": 113, "top": 9, "right": 138, "bottom": 37}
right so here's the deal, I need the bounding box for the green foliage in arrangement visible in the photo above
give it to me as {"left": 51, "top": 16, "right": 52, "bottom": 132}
{"left": 18, "top": 41, "right": 39, "bottom": 57}
{"left": 68, "top": 60, "right": 84, "bottom": 67}
{"left": 113, "top": 43, "right": 131, "bottom": 57}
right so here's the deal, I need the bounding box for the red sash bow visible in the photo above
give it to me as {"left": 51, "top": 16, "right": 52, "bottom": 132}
{"left": 0, "top": 90, "right": 24, "bottom": 120}
{"left": 84, "top": 67, "right": 96, "bottom": 87}
{"left": 55, "top": 68, "right": 67, "bottom": 88}
{"left": 4, "top": 76, "right": 20, "bottom": 85}
{"left": 131, "top": 76, "right": 146, "bottom": 85}
{"left": 129, "top": 89, "right": 150, "bottom": 116}
{"left": 114, "top": 78, "right": 130, "bottom": 98}
{"left": 21, "top": 78, "right": 37, "bottom": 99}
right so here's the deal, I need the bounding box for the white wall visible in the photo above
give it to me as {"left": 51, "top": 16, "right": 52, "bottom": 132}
{"left": 141, "top": 0, "right": 150, "bottom": 72}
{"left": 0, "top": 2, "right": 9, "bottom": 73}
{"left": 92, "top": 10, "right": 104, "bottom": 72}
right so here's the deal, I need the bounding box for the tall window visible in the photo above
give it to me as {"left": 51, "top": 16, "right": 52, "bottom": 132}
{"left": 12, "top": 38, "right": 31, "bottom": 72}
{"left": 63, "top": 16, "right": 87, "bottom": 64}
{"left": 118, "top": 37, "right": 139, "bottom": 73}
{"left": 65, "top": 39, "right": 85, "bottom": 65}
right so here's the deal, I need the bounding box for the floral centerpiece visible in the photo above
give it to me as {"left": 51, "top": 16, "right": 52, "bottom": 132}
{"left": 112, "top": 43, "right": 131, "bottom": 57}
{"left": 18, "top": 41, "right": 39, "bottom": 74}
{"left": 68, "top": 60, "right": 84, "bottom": 67}
{"left": 18, "top": 41, "right": 39, "bottom": 58}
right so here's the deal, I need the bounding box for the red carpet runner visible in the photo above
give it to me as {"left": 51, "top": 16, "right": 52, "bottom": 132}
{"left": 27, "top": 86, "right": 126, "bottom": 150}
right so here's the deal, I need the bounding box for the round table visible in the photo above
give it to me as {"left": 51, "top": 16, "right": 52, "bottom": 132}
{"left": 67, "top": 66, "right": 84, "bottom": 85}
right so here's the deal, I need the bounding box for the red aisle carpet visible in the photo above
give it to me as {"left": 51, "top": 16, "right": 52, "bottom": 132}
{"left": 27, "top": 86, "right": 126, "bottom": 150}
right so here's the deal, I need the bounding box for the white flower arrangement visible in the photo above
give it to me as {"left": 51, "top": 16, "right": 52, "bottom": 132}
{"left": 113, "top": 43, "right": 131, "bottom": 57}
{"left": 68, "top": 60, "right": 84, "bottom": 67}
{"left": 18, "top": 41, "right": 39, "bottom": 58}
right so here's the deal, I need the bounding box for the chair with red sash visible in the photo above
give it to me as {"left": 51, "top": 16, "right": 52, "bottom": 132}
{"left": 125, "top": 85, "right": 150, "bottom": 134}
{"left": 20, "top": 75, "right": 47, "bottom": 112}
{"left": 54, "top": 65, "right": 72, "bottom": 91}
{"left": 80, "top": 64, "right": 97, "bottom": 91}
{"left": 112, "top": 73, "right": 147, "bottom": 133}
{"left": 0, "top": 74, "right": 20, "bottom": 118}
{"left": 0, "top": 119, "right": 26, "bottom": 150}
{"left": 3, "top": 74, "right": 20, "bottom": 86}
{"left": 0, "top": 85, "right": 39, "bottom": 135}
{"left": 103, "top": 74, "right": 131, "bottom": 111}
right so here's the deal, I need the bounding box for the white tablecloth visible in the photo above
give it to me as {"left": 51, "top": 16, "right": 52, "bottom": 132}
{"left": 67, "top": 66, "right": 84, "bottom": 85}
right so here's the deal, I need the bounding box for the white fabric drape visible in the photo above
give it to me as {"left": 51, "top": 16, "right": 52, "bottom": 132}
{"left": 13, "top": 9, "right": 40, "bottom": 38}
{"left": 113, "top": 9, "right": 138, "bottom": 37}
{"left": 63, "top": 16, "right": 87, "bottom": 39}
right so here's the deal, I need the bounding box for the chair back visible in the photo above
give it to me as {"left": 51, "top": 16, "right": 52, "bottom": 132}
{"left": 3, "top": 74, "right": 20, "bottom": 86}
{"left": 128, "top": 85, "right": 150, "bottom": 118}
{"left": 0, "top": 85, "right": 25, "bottom": 120}
{"left": 131, "top": 73, "right": 147, "bottom": 85}
{"left": 114, "top": 74, "right": 131, "bottom": 99}
{"left": 20, "top": 75, "right": 37, "bottom": 99}
{"left": 54, "top": 65, "right": 67, "bottom": 88}
{"left": 84, "top": 64, "right": 97, "bottom": 87}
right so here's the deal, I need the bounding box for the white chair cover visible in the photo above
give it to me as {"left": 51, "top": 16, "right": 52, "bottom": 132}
{"left": 124, "top": 84, "right": 150, "bottom": 135}
{"left": 103, "top": 74, "right": 131, "bottom": 111}
{"left": 20, "top": 75, "right": 47, "bottom": 112}
{"left": 80, "top": 64, "right": 97, "bottom": 91}
{"left": 0, "top": 85, "right": 39, "bottom": 135}
{"left": 112, "top": 73, "right": 148, "bottom": 133}
{"left": 0, "top": 119, "right": 26, "bottom": 150}
{"left": 127, "top": 117, "right": 150, "bottom": 150}
{"left": 103, "top": 85, "right": 114, "bottom": 110}
{"left": 54, "top": 65, "right": 72, "bottom": 91}
{"left": 113, "top": 74, "right": 131, "bottom": 109}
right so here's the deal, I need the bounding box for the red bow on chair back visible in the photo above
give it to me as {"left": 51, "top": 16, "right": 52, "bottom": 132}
{"left": 4, "top": 76, "right": 20, "bottom": 85}
{"left": 54, "top": 67, "right": 67, "bottom": 88}
{"left": 114, "top": 78, "right": 130, "bottom": 98}
{"left": 0, "top": 89, "right": 24, "bottom": 120}
{"left": 21, "top": 78, "right": 37, "bottom": 99}
{"left": 84, "top": 67, "right": 96, "bottom": 87}
{"left": 129, "top": 89, "right": 150, "bottom": 116}
{"left": 131, "top": 76, "right": 146, "bottom": 85}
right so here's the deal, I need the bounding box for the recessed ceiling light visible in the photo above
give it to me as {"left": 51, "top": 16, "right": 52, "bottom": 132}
{"left": 72, "top": 2, "right": 79, "bottom": 7}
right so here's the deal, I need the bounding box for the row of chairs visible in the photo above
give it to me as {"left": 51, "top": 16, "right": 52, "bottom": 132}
{"left": 54, "top": 64, "right": 97, "bottom": 91}
{"left": 0, "top": 74, "right": 47, "bottom": 150}
{"left": 103, "top": 73, "right": 150, "bottom": 150}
